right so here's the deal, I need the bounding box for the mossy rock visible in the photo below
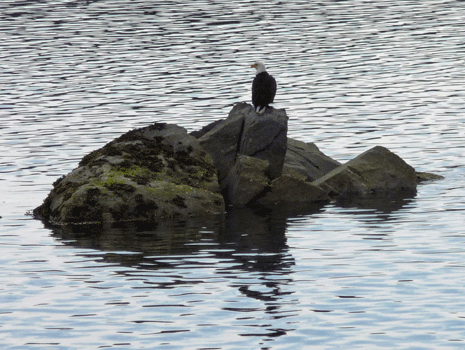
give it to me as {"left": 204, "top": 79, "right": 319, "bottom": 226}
{"left": 34, "top": 123, "right": 224, "bottom": 225}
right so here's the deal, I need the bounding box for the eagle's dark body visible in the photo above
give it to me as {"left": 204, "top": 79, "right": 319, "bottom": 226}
{"left": 252, "top": 70, "right": 277, "bottom": 113}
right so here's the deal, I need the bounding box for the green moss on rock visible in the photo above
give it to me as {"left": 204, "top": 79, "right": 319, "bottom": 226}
{"left": 33, "top": 123, "right": 225, "bottom": 225}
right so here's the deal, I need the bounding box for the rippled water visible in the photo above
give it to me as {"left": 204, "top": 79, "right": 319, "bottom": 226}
{"left": 1, "top": 0, "right": 465, "bottom": 349}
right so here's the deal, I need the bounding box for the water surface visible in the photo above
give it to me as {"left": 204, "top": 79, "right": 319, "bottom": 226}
{"left": 1, "top": 0, "right": 465, "bottom": 349}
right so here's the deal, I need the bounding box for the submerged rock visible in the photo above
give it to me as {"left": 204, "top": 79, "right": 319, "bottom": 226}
{"left": 416, "top": 171, "right": 445, "bottom": 183}
{"left": 33, "top": 123, "right": 225, "bottom": 225}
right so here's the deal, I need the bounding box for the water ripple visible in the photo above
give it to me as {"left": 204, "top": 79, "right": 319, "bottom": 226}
{"left": 2, "top": 0, "right": 465, "bottom": 349}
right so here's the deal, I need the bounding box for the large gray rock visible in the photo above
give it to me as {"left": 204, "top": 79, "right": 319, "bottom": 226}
{"left": 199, "top": 102, "right": 288, "bottom": 184}
{"left": 239, "top": 105, "right": 288, "bottom": 179}
{"left": 198, "top": 103, "right": 247, "bottom": 183}
{"left": 312, "top": 146, "right": 417, "bottom": 197}
{"left": 283, "top": 139, "right": 341, "bottom": 181}
{"left": 33, "top": 123, "right": 225, "bottom": 225}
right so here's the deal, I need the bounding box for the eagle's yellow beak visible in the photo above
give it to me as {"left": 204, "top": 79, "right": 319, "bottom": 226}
{"left": 251, "top": 64, "right": 257, "bottom": 68}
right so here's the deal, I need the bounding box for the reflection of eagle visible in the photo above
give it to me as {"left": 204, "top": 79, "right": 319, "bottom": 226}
{"left": 251, "top": 61, "right": 277, "bottom": 114}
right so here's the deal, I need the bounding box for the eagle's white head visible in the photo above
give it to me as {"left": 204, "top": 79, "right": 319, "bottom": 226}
{"left": 251, "top": 61, "right": 266, "bottom": 74}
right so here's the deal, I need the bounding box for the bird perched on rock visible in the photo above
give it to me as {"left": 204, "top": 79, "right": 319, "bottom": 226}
{"left": 251, "top": 61, "right": 277, "bottom": 114}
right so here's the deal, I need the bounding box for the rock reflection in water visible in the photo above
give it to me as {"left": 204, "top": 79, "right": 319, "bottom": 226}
{"left": 333, "top": 191, "right": 417, "bottom": 241}
{"left": 50, "top": 193, "right": 412, "bottom": 260}
{"left": 53, "top": 208, "right": 303, "bottom": 262}
{"left": 48, "top": 194, "right": 413, "bottom": 320}
{"left": 50, "top": 206, "right": 320, "bottom": 265}
{"left": 335, "top": 190, "right": 416, "bottom": 217}
{"left": 50, "top": 206, "right": 323, "bottom": 326}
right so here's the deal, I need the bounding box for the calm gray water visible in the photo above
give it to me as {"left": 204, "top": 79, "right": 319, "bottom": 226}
{"left": 1, "top": 0, "right": 465, "bottom": 349}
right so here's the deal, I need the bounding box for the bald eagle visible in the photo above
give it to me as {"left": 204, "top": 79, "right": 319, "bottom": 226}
{"left": 251, "top": 61, "right": 277, "bottom": 114}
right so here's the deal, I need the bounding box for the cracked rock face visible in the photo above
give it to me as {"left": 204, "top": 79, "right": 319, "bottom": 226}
{"left": 33, "top": 123, "right": 225, "bottom": 225}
